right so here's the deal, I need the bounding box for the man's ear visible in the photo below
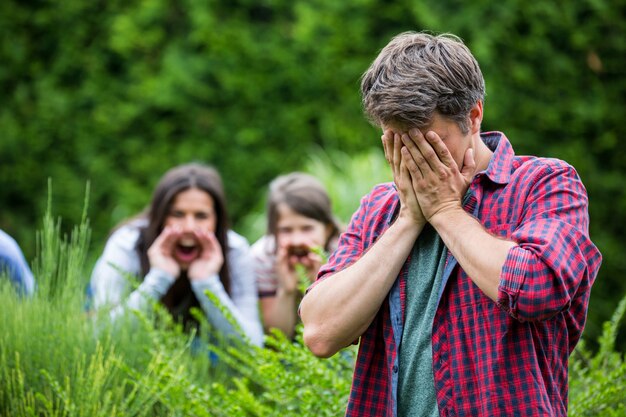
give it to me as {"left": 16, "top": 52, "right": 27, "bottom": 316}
{"left": 469, "top": 101, "right": 483, "bottom": 134}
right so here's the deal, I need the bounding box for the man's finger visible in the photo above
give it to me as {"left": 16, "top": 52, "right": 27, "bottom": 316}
{"left": 405, "top": 129, "right": 441, "bottom": 172}
{"left": 401, "top": 148, "right": 423, "bottom": 180}
{"left": 393, "top": 132, "right": 402, "bottom": 174}
{"left": 424, "top": 131, "right": 457, "bottom": 169}
{"left": 382, "top": 130, "right": 394, "bottom": 166}
{"left": 401, "top": 132, "right": 431, "bottom": 175}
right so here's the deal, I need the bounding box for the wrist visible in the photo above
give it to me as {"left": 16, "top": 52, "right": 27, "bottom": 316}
{"left": 396, "top": 207, "right": 426, "bottom": 231}
{"left": 150, "top": 259, "right": 179, "bottom": 277}
{"left": 277, "top": 285, "right": 299, "bottom": 297}
{"left": 143, "top": 268, "right": 177, "bottom": 296}
{"left": 187, "top": 263, "right": 221, "bottom": 281}
{"left": 428, "top": 204, "right": 466, "bottom": 229}
{"left": 277, "top": 274, "right": 299, "bottom": 295}
{"left": 189, "top": 273, "right": 220, "bottom": 288}
{"left": 149, "top": 266, "right": 177, "bottom": 280}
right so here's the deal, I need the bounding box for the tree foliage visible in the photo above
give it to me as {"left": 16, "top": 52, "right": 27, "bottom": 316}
{"left": 0, "top": 0, "right": 624, "bottom": 344}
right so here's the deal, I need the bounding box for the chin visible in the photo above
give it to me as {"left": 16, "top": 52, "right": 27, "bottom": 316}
{"left": 177, "top": 261, "right": 191, "bottom": 272}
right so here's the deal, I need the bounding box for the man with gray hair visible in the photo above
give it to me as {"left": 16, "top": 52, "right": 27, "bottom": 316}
{"left": 300, "top": 32, "right": 601, "bottom": 416}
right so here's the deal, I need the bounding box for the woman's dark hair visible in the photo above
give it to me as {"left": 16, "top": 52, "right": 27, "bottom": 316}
{"left": 267, "top": 172, "right": 341, "bottom": 252}
{"left": 135, "top": 163, "right": 231, "bottom": 325}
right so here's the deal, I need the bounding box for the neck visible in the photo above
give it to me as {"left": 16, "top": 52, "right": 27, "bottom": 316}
{"left": 471, "top": 133, "right": 493, "bottom": 172}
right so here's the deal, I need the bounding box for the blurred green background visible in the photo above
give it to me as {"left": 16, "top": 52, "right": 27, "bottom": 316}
{"left": 1, "top": 0, "right": 624, "bottom": 347}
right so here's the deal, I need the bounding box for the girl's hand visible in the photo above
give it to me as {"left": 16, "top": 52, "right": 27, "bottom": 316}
{"left": 276, "top": 238, "right": 324, "bottom": 293}
{"left": 291, "top": 249, "right": 323, "bottom": 284}
{"left": 147, "top": 226, "right": 182, "bottom": 277}
{"left": 275, "top": 245, "right": 300, "bottom": 295}
{"left": 187, "top": 230, "right": 224, "bottom": 281}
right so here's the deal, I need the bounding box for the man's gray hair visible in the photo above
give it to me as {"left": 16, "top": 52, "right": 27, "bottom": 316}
{"left": 360, "top": 32, "right": 485, "bottom": 134}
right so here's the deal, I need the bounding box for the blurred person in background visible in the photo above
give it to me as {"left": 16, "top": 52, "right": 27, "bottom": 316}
{"left": 251, "top": 173, "right": 341, "bottom": 340}
{"left": 0, "top": 229, "right": 35, "bottom": 296}
{"left": 90, "top": 163, "right": 263, "bottom": 347}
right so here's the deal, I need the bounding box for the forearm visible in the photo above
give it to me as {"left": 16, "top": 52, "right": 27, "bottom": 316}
{"left": 192, "top": 276, "right": 264, "bottom": 346}
{"left": 261, "top": 290, "right": 299, "bottom": 339}
{"left": 108, "top": 268, "right": 174, "bottom": 321}
{"left": 301, "top": 215, "right": 422, "bottom": 357}
{"left": 430, "top": 207, "right": 516, "bottom": 301}
{"left": 91, "top": 259, "right": 135, "bottom": 309}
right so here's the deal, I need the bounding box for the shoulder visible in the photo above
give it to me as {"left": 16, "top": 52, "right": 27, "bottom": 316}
{"left": 225, "top": 231, "right": 256, "bottom": 287}
{"left": 227, "top": 229, "right": 251, "bottom": 252}
{"left": 512, "top": 155, "right": 579, "bottom": 182}
{"left": 484, "top": 132, "right": 581, "bottom": 190}
{"left": 0, "top": 230, "right": 24, "bottom": 261}
{"left": 351, "top": 182, "right": 399, "bottom": 226}
{"left": 250, "top": 235, "right": 276, "bottom": 273}
{"left": 90, "top": 219, "right": 144, "bottom": 284}
{"left": 250, "top": 235, "right": 274, "bottom": 257}
{"left": 251, "top": 236, "right": 277, "bottom": 293}
{"left": 0, "top": 231, "right": 31, "bottom": 283}
{"left": 366, "top": 182, "right": 397, "bottom": 201}
{"left": 226, "top": 230, "right": 252, "bottom": 266}
{"left": 105, "top": 219, "right": 144, "bottom": 252}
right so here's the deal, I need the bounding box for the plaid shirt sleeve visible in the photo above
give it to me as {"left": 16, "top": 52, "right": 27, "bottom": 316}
{"left": 498, "top": 159, "right": 602, "bottom": 327}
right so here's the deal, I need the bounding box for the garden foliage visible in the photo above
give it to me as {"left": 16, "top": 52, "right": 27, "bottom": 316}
{"left": 0, "top": 193, "right": 355, "bottom": 416}
{"left": 1, "top": 190, "right": 624, "bottom": 415}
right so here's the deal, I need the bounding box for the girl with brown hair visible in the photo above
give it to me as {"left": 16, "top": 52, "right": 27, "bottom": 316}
{"left": 251, "top": 172, "right": 341, "bottom": 340}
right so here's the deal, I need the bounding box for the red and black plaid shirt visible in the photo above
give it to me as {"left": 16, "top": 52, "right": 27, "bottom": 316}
{"left": 311, "top": 132, "right": 602, "bottom": 416}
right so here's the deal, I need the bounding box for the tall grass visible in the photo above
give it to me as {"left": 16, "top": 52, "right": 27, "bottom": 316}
{"left": 0, "top": 182, "right": 354, "bottom": 416}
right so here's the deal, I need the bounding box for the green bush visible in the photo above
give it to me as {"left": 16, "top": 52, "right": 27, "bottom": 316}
{"left": 0, "top": 191, "right": 354, "bottom": 416}
{"left": 569, "top": 294, "right": 626, "bottom": 416}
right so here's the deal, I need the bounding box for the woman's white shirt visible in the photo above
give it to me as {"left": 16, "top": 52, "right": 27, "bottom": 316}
{"left": 90, "top": 219, "right": 264, "bottom": 347}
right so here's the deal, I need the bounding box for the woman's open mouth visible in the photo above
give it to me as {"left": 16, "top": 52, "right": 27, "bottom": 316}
{"left": 174, "top": 237, "right": 201, "bottom": 265}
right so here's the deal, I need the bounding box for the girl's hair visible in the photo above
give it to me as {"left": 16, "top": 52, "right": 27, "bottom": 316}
{"left": 135, "top": 163, "right": 231, "bottom": 325}
{"left": 266, "top": 172, "right": 341, "bottom": 251}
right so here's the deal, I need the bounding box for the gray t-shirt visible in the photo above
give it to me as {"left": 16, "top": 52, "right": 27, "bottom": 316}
{"left": 397, "top": 224, "right": 447, "bottom": 416}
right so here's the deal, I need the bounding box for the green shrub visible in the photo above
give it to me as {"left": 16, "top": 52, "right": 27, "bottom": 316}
{"left": 0, "top": 190, "right": 353, "bottom": 416}
{"left": 569, "top": 293, "right": 626, "bottom": 416}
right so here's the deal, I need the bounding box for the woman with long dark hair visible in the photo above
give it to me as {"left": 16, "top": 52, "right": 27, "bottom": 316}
{"left": 90, "top": 163, "right": 263, "bottom": 346}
